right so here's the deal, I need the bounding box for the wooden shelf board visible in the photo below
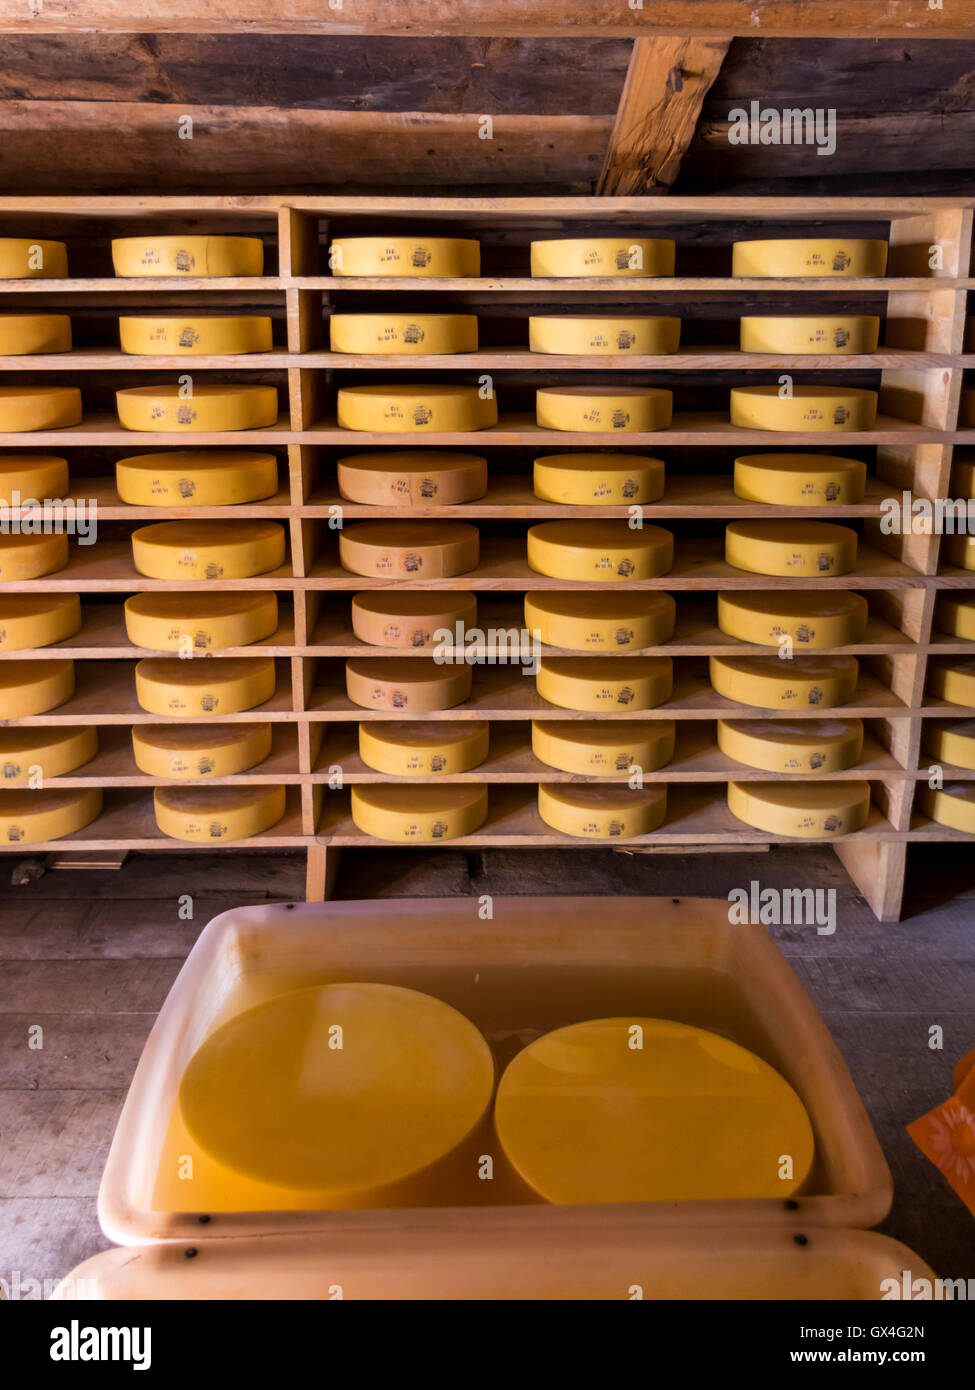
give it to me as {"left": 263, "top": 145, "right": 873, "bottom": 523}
{"left": 293, "top": 276, "right": 957, "bottom": 294}
{"left": 0, "top": 277, "right": 286, "bottom": 294}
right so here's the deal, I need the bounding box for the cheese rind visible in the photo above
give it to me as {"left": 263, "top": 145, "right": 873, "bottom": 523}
{"left": 536, "top": 655, "right": 673, "bottom": 711}
{"left": 337, "top": 384, "right": 497, "bottom": 433}
{"left": 537, "top": 782, "right": 667, "bottom": 838}
{"left": 350, "top": 592, "right": 477, "bottom": 649}
{"left": 0, "top": 787, "right": 102, "bottom": 845}
{"left": 134, "top": 657, "right": 276, "bottom": 716}
{"left": 0, "top": 454, "right": 70, "bottom": 504}
{"left": 124, "top": 593, "right": 279, "bottom": 652}
{"left": 527, "top": 520, "right": 673, "bottom": 582}
{"left": 0, "top": 659, "right": 75, "bottom": 717}
{"left": 532, "top": 452, "right": 665, "bottom": 505}
{"left": 922, "top": 783, "right": 975, "bottom": 833}
{"left": 0, "top": 386, "right": 82, "bottom": 432}
{"left": 0, "top": 314, "right": 72, "bottom": 355}
{"left": 536, "top": 387, "right": 672, "bottom": 433}
{"left": 0, "top": 239, "right": 69, "bottom": 279}
{"left": 717, "top": 592, "right": 867, "bottom": 648}
{"left": 339, "top": 520, "right": 479, "bottom": 578}
{"left": 116, "top": 384, "right": 278, "bottom": 432}
{"left": 131, "top": 520, "right": 285, "bottom": 580}
{"left": 943, "top": 535, "right": 975, "bottom": 572}
{"left": 935, "top": 594, "right": 975, "bottom": 641}
{"left": 717, "top": 717, "right": 864, "bottom": 773}
{"left": 111, "top": 236, "right": 264, "bottom": 278}
{"left": 154, "top": 784, "right": 285, "bottom": 841}
{"left": 709, "top": 653, "right": 859, "bottom": 708}
{"left": 725, "top": 520, "right": 858, "bottom": 576}
{"left": 336, "top": 452, "right": 487, "bottom": 506}
{"left": 358, "top": 720, "right": 490, "bottom": 775}
{"left": 730, "top": 385, "right": 878, "bottom": 432}
{"left": 329, "top": 237, "right": 480, "bottom": 278}
{"left": 0, "top": 594, "right": 81, "bottom": 650}
{"left": 524, "top": 591, "right": 675, "bottom": 651}
{"left": 345, "top": 657, "right": 472, "bottom": 712}
{"left": 927, "top": 659, "right": 975, "bottom": 708}
{"left": 731, "top": 239, "right": 888, "bottom": 278}
{"left": 733, "top": 452, "right": 867, "bottom": 505}
{"left": 740, "top": 316, "right": 880, "bottom": 354}
{"left": 923, "top": 719, "right": 975, "bottom": 772}
{"left": 350, "top": 783, "right": 488, "bottom": 841}
{"left": 0, "top": 532, "right": 69, "bottom": 580}
{"left": 0, "top": 726, "right": 97, "bottom": 782}
{"left": 727, "top": 780, "right": 871, "bottom": 837}
{"left": 132, "top": 723, "right": 273, "bottom": 778}
{"left": 528, "top": 317, "right": 680, "bottom": 355}
{"left": 329, "top": 314, "right": 478, "bottom": 355}
{"left": 531, "top": 719, "right": 674, "bottom": 775}
{"left": 119, "top": 316, "right": 273, "bottom": 355}
{"left": 530, "top": 238, "right": 675, "bottom": 278}
{"left": 116, "top": 449, "right": 279, "bottom": 506}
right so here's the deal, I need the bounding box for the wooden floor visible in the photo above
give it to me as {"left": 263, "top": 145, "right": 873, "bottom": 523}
{"left": 1, "top": 842, "right": 973, "bottom": 1297}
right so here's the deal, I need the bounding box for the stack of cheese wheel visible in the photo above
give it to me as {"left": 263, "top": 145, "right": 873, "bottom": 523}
{"left": 731, "top": 238, "right": 888, "bottom": 278}
{"left": 116, "top": 384, "right": 278, "bottom": 432}
{"left": 537, "top": 783, "right": 667, "bottom": 838}
{"left": 330, "top": 314, "right": 477, "bottom": 354}
{"left": 358, "top": 720, "right": 489, "bottom": 775}
{"left": 928, "top": 659, "right": 975, "bottom": 707}
{"left": 536, "top": 386, "right": 672, "bottom": 433}
{"left": 337, "top": 451, "right": 487, "bottom": 506}
{"left": 532, "top": 720, "right": 674, "bottom": 775}
{"left": 527, "top": 520, "right": 673, "bottom": 582}
{"left": 351, "top": 593, "right": 477, "bottom": 649}
{"left": 133, "top": 724, "right": 273, "bottom": 778}
{"left": 0, "top": 315, "right": 72, "bottom": 354}
{"left": 111, "top": 236, "right": 264, "bottom": 278}
{"left": 710, "top": 653, "right": 858, "bottom": 709}
{"left": 532, "top": 452, "right": 665, "bottom": 505}
{"left": 0, "top": 594, "right": 81, "bottom": 650}
{"left": 119, "top": 316, "right": 272, "bottom": 355}
{"left": 718, "top": 718, "right": 864, "bottom": 773}
{"left": 725, "top": 519, "right": 857, "bottom": 576}
{"left": 124, "top": 593, "right": 278, "bottom": 652}
{"left": 329, "top": 236, "right": 480, "bottom": 277}
{"left": 717, "top": 592, "right": 868, "bottom": 648}
{"left": 525, "top": 592, "right": 675, "bottom": 651}
{"left": 345, "top": 657, "right": 471, "bottom": 712}
{"left": 135, "top": 657, "right": 276, "bottom": 716}
{"left": 730, "top": 385, "right": 877, "bottom": 432}
{"left": 116, "top": 449, "right": 279, "bottom": 506}
{"left": 0, "top": 659, "right": 75, "bottom": 716}
{"left": 337, "top": 384, "right": 497, "bottom": 433}
{"left": 923, "top": 719, "right": 975, "bottom": 771}
{"left": 0, "top": 386, "right": 82, "bottom": 432}
{"left": 740, "top": 316, "right": 880, "bottom": 355}
{"left": 935, "top": 594, "right": 975, "bottom": 641}
{"left": 351, "top": 784, "right": 488, "bottom": 841}
{"left": 340, "top": 520, "right": 478, "bottom": 579}
{"left": 530, "top": 237, "right": 675, "bottom": 278}
{"left": 0, "top": 727, "right": 97, "bottom": 782}
{"left": 0, "top": 238, "right": 69, "bottom": 278}
{"left": 728, "top": 780, "right": 871, "bottom": 837}
{"left": 537, "top": 656, "right": 672, "bottom": 711}
{"left": 0, "top": 788, "right": 103, "bottom": 845}
{"left": 131, "top": 519, "right": 286, "bottom": 580}
{"left": 0, "top": 531, "right": 69, "bottom": 580}
{"left": 733, "top": 453, "right": 867, "bottom": 505}
{"left": 528, "top": 317, "right": 680, "bottom": 355}
{"left": 154, "top": 784, "right": 286, "bottom": 842}
{"left": 922, "top": 783, "right": 975, "bottom": 834}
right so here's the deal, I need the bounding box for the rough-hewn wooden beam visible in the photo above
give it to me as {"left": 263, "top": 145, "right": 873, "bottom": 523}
{"left": 598, "top": 37, "right": 730, "bottom": 195}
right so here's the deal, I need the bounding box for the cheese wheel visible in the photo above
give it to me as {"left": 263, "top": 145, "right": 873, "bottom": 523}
{"left": 345, "top": 657, "right": 472, "bottom": 712}
{"left": 350, "top": 592, "right": 477, "bottom": 649}
{"left": 536, "top": 656, "right": 673, "bottom": 711}
{"left": 728, "top": 780, "right": 871, "bottom": 837}
{"left": 733, "top": 453, "right": 867, "bottom": 504}
{"left": 329, "top": 237, "right": 480, "bottom": 278}
{"left": 111, "top": 236, "right": 263, "bottom": 278}
{"left": 0, "top": 238, "right": 68, "bottom": 279}
{"left": 0, "top": 533, "right": 68, "bottom": 580}
{"left": 115, "top": 449, "right": 279, "bottom": 506}
{"left": 0, "top": 594, "right": 81, "bottom": 650}
{"left": 132, "top": 723, "right": 272, "bottom": 778}
{"left": 0, "top": 659, "right": 74, "bottom": 717}
{"left": 0, "top": 386, "right": 82, "bottom": 432}
{"left": 922, "top": 783, "right": 975, "bottom": 833}
{"left": 0, "top": 454, "right": 69, "bottom": 504}
{"left": 730, "top": 385, "right": 877, "bottom": 432}
{"left": 116, "top": 384, "right": 278, "bottom": 432}
{"left": 530, "top": 238, "right": 675, "bottom": 278}
{"left": 717, "top": 592, "right": 867, "bottom": 648}
{"left": 928, "top": 659, "right": 975, "bottom": 707}
{"left": 528, "top": 317, "right": 680, "bottom": 355}
{"left": 131, "top": 520, "right": 285, "bottom": 580}
{"left": 537, "top": 783, "right": 667, "bottom": 838}
{"left": 943, "top": 535, "right": 975, "bottom": 571}
{"left": 532, "top": 452, "right": 665, "bottom": 505}
{"left": 336, "top": 451, "right": 487, "bottom": 506}
{"left": 710, "top": 654, "right": 859, "bottom": 708}
{"left": 350, "top": 783, "right": 488, "bottom": 841}
{"left": 717, "top": 718, "right": 864, "bottom": 773}
{"left": 527, "top": 520, "right": 673, "bottom": 582}
{"left": 935, "top": 594, "right": 975, "bottom": 640}
{"left": 119, "top": 316, "right": 273, "bottom": 355}
{"left": 740, "top": 316, "right": 880, "bottom": 355}
{"left": 135, "top": 657, "right": 276, "bottom": 716}
{"left": 923, "top": 719, "right": 975, "bottom": 771}
{"left": 123, "top": 593, "right": 278, "bottom": 651}
{"left": 494, "top": 1018, "right": 814, "bottom": 1203}
{"left": 536, "top": 387, "right": 672, "bottom": 434}
{"left": 731, "top": 239, "right": 888, "bottom": 278}
{"left": 358, "top": 720, "right": 489, "bottom": 775}
{"left": 0, "top": 315, "right": 72, "bottom": 355}
{"left": 0, "top": 787, "right": 102, "bottom": 845}
{"left": 153, "top": 784, "right": 285, "bottom": 841}
{"left": 725, "top": 520, "right": 857, "bottom": 576}
{"left": 0, "top": 727, "right": 96, "bottom": 782}
{"left": 339, "top": 520, "right": 479, "bottom": 579}
{"left": 531, "top": 719, "right": 674, "bottom": 775}
{"left": 524, "top": 592, "right": 675, "bottom": 651}
{"left": 337, "top": 384, "right": 497, "bottom": 433}
{"left": 329, "top": 314, "right": 477, "bottom": 355}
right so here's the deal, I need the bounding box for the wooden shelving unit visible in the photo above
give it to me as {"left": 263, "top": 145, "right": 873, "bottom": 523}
{"left": 2, "top": 194, "right": 974, "bottom": 918}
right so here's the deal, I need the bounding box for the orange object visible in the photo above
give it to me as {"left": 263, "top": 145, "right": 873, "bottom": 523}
{"left": 907, "top": 1047, "right": 975, "bottom": 1216}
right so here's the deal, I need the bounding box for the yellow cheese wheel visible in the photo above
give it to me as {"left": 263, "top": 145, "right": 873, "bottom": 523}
{"left": 0, "top": 787, "right": 102, "bottom": 845}
{"left": 330, "top": 237, "right": 480, "bottom": 278}
{"left": 0, "top": 532, "right": 68, "bottom": 580}
{"left": 0, "top": 594, "right": 81, "bottom": 650}
{"left": 716, "top": 592, "right": 867, "bottom": 648}
{"left": 943, "top": 535, "right": 975, "bottom": 571}
{"left": 132, "top": 723, "right": 272, "bottom": 778}
{"left": 350, "top": 783, "right": 488, "bottom": 841}
{"left": 536, "top": 655, "right": 673, "bottom": 712}
{"left": 337, "top": 384, "right": 497, "bottom": 433}
{"left": 952, "top": 454, "right": 975, "bottom": 495}
{"left": 350, "top": 592, "right": 477, "bottom": 649}
{"left": 154, "top": 784, "right": 285, "bottom": 841}
{"left": 536, "top": 386, "right": 672, "bottom": 434}
{"left": 0, "top": 315, "right": 72, "bottom": 355}
{"left": 728, "top": 780, "right": 871, "bottom": 837}
{"left": 0, "top": 659, "right": 74, "bottom": 717}
{"left": 116, "top": 384, "right": 278, "bottom": 432}
{"left": 717, "top": 717, "right": 864, "bottom": 773}
{"left": 111, "top": 236, "right": 264, "bottom": 278}
{"left": 740, "top": 316, "right": 880, "bottom": 354}
{"left": 935, "top": 594, "right": 975, "bottom": 640}
{"left": 725, "top": 519, "right": 858, "bottom": 576}
{"left": 131, "top": 520, "right": 286, "bottom": 580}
{"left": 345, "top": 657, "right": 472, "bottom": 712}
{"left": 358, "top": 720, "right": 490, "bottom": 775}
{"left": 0, "top": 386, "right": 82, "bottom": 432}
{"left": 532, "top": 452, "right": 665, "bottom": 505}
{"left": 336, "top": 451, "right": 487, "bottom": 506}
{"left": 923, "top": 720, "right": 975, "bottom": 771}
{"left": 733, "top": 452, "right": 867, "bottom": 504}
{"left": 531, "top": 719, "right": 674, "bottom": 775}
{"left": 115, "top": 449, "right": 279, "bottom": 506}
{"left": 922, "top": 783, "right": 975, "bottom": 833}
{"left": 329, "top": 314, "right": 477, "bottom": 354}
{"left": 339, "top": 520, "right": 479, "bottom": 578}
{"left": 495, "top": 1018, "right": 814, "bottom": 1203}
{"left": 0, "top": 238, "right": 69, "bottom": 279}
{"left": 530, "top": 238, "right": 675, "bottom": 278}
{"left": 524, "top": 592, "right": 675, "bottom": 650}
{"left": 135, "top": 657, "right": 276, "bottom": 716}
{"left": 528, "top": 317, "right": 680, "bottom": 355}
{"left": 710, "top": 654, "right": 859, "bottom": 709}
{"left": 537, "top": 783, "right": 667, "bottom": 838}
{"left": 123, "top": 593, "right": 278, "bottom": 651}
{"left": 527, "top": 520, "right": 673, "bottom": 582}
{"left": 0, "top": 454, "right": 69, "bottom": 504}
{"left": 119, "top": 316, "right": 273, "bottom": 355}
{"left": 730, "top": 385, "right": 878, "bottom": 432}
{"left": 928, "top": 659, "right": 975, "bottom": 707}
{"left": 731, "top": 239, "right": 888, "bottom": 278}
{"left": 0, "top": 726, "right": 97, "bottom": 782}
